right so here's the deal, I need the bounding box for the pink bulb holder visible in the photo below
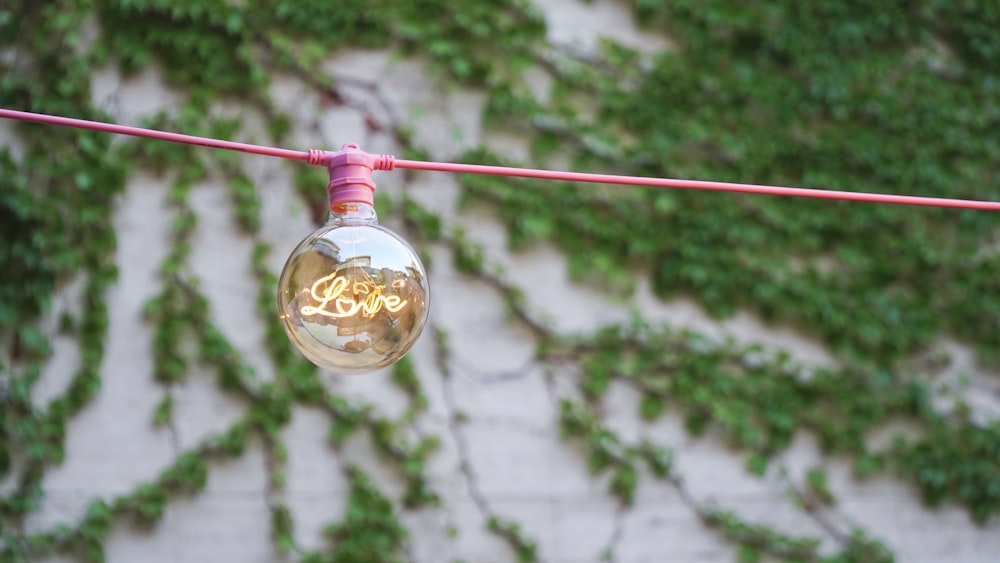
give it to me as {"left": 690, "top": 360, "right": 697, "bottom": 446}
{"left": 321, "top": 143, "right": 396, "bottom": 207}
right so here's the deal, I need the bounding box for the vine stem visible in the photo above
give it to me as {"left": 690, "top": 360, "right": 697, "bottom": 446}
{"left": 3, "top": 107, "right": 1000, "bottom": 211}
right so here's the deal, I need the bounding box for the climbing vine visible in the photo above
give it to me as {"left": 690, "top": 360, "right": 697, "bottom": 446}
{"left": 1, "top": 0, "right": 999, "bottom": 562}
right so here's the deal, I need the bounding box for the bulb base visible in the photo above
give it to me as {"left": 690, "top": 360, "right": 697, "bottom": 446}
{"left": 325, "top": 143, "right": 395, "bottom": 208}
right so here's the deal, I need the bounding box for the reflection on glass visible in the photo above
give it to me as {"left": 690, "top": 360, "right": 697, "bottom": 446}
{"left": 277, "top": 204, "right": 429, "bottom": 374}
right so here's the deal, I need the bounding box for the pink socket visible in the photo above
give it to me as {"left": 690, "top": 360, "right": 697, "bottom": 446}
{"left": 325, "top": 143, "right": 396, "bottom": 207}
{"left": 326, "top": 143, "right": 376, "bottom": 207}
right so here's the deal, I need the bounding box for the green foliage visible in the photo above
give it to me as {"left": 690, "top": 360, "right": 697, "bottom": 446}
{"left": 370, "top": 419, "right": 441, "bottom": 508}
{"left": 95, "top": 0, "right": 269, "bottom": 97}
{"left": 152, "top": 393, "right": 174, "bottom": 426}
{"left": 0, "top": 153, "right": 55, "bottom": 363}
{"left": 700, "top": 505, "right": 821, "bottom": 561}
{"left": 321, "top": 467, "right": 409, "bottom": 563}
{"left": 487, "top": 516, "right": 539, "bottom": 563}
{"left": 402, "top": 195, "right": 444, "bottom": 242}
{"left": 271, "top": 502, "right": 296, "bottom": 552}
{"left": 805, "top": 467, "right": 836, "bottom": 507}
{"left": 893, "top": 418, "right": 1000, "bottom": 524}
{"left": 3, "top": 0, "right": 999, "bottom": 560}
{"left": 824, "top": 530, "right": 894, "bottom": 563}
{"left": 451, "top": 228, "right": 486, "bottom": 274}
{"left": 228, "top": 172, "right": 262, "bottom": 234}
{"left": 387, "top": 0, "right": 545, "bottom": 82}
{"left": 559, "top": 399, "right": 670, "bottom": 505}
{"left": 463, "top": 1, "right": 1000, "bottom": 366}
{"left": 545, "top": 320, "right": 1000, "bottom": 521}
{"left": 1, "top": 0, "right": 126, "bottom": 536}
{"left": 392, "top": 354, "right": 429, "bottom": 414}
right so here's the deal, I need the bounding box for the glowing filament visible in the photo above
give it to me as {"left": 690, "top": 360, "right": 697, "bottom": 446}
{"left": 300, "top": 272, "right": 408, "bottom": 319}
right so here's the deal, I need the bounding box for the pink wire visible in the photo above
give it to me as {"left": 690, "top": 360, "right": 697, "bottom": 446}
{"left": 0, "top": 108, "right": 312, "bottom": 162}
{"left": 394, "top": 160, "right": 1000, "bottom": 210}
{"left": 2, "top": 107, "right": 999, "bottom": 211}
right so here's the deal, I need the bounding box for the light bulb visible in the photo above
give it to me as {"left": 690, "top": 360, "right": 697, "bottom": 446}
{"left": 277, "top": 144, "right": 429, "bottom": 374}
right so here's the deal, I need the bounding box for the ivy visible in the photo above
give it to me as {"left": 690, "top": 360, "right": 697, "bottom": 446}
{"left": 559, "top": 399, "right": 669, "bottom": 505}
{"left": 539, "top": 316, "right": 1000, "bottom": 521}
{"left": 699, "top": 506, "right": 821, "bottom": 562}
{"left": 3, "top": 0, "right": 1000, "bottom": 561}
{"left": 313, "top": 466, "right": 409, "bottom": 563}
{"left": 391, "top": 355, "right": 429, "bottom": 415}
{"left": 462, "top": 1, "right": 1000, "bottom": 366}
{"left": 486, "top": 516, "right": 539, "bottom": 563}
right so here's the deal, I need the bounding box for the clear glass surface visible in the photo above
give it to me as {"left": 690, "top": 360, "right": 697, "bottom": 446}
{"left": 277, "top": 204, "right": 429, "bottom": 374}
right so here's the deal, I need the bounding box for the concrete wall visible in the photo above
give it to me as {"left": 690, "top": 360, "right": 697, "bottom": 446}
{"left": 3, "top": 1, "right": 1000, "bottom": 561}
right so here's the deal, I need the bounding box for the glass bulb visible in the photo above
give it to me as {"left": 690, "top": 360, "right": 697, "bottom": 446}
{"left": 277, "top": 202, "right": 429, "bottom": 374}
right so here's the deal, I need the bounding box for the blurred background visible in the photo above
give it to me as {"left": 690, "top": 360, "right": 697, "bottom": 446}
{"left": 2, "top": 1, "right": 1000, "bottom": 561}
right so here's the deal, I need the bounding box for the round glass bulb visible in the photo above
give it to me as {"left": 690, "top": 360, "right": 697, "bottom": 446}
{"left": 277, "top": 203, "right": 429, "bottom": 374}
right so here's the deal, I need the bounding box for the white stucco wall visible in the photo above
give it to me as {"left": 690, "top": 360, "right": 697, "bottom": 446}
{"left": 3, "top": 1, "right": 1000, "bottom": 561}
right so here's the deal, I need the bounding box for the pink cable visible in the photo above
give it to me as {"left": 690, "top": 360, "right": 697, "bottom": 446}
{"left": 394, "top": 160, "right": 1000, "bottom": 211}
{"left": 0, "top": 108, "right": 313, "bottom": 162}
{"left": 2, "top": 107, "right": 999, "bottom": 211}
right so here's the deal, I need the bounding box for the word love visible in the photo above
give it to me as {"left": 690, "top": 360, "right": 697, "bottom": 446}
{"left": 300, "top": 272, "right": 408, "bottom": 319}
